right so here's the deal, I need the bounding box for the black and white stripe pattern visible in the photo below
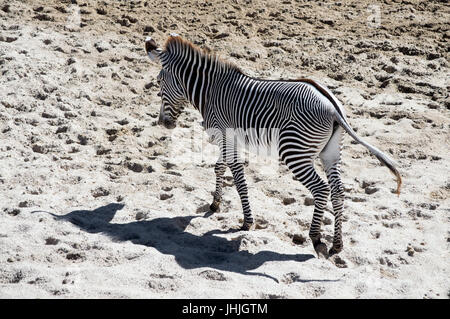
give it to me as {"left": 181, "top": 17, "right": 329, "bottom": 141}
{"left": 146, "top": 35, "right": 402, "bottom": 257}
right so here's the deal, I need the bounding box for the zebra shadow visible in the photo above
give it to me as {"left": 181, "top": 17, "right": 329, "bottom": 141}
{"left": 50, "top": 203, "right": 316, "bottom": 282}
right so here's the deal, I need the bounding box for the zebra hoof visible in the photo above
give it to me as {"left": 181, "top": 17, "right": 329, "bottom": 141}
{"left": 240, "top": 222, "right": 253, "bottom": 231}
{"left": 313, "top": 242, "right": 329, "bottom": 259}
{"left": 328, "top": 245, "right": 342, "bottom": 257}
{"left": 209, "top": 201, "right": 220, "bottom": 213}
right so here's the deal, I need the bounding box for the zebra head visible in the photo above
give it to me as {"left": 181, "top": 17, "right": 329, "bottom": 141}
{"left": 145, "top": 35, "right": 187, "bottom": 129}
{"left": 156, "top": 68, "right": 187, "bottom": 129}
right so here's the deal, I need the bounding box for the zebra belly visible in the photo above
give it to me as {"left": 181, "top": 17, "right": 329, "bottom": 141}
{"left": 234, "top": 127, "right": 280, "bottom": 159}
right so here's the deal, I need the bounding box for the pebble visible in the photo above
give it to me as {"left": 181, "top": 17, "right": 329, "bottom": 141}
{"left": 91, "top": 187, "right": 110, "bottom": 198}
{"left": 282, "top": 197, "right": 296, "bottom": 205}
{"left": 94, "top": 41, "right": 111, "bottom": 53}
{"left": 135, "top": 212, "right": 147, "bottom": 220}
{"left": 4, "top": 208, "right": 20, "bottom": 216}
{"left": 160, "top": 193, "right": 173, "bottom": 200}
{"left": 96, "top": 146, "right": 111, "bottom": 155}
{"left": 199, "top": 270, "right": 226, "bottom": 281}
{"left": 32, "top": 144, "right": 46, "bottom": 154}
{"left": 77, "top": 134, "right": 88, "bottom": 145}
{"left": 304, "top": 197, "right": 314, "bottom": 206}
{"left": 116, "top": 119, "right": 129, "bottom": 126}
{"left": 292, "top": 234, "right": 306, "bottom": 245}
{"left": 45, "top": 237, "right": 60, "bottom": 245}
{"left": 18, "top": 201, "right": 30, "bottom": 208}
{"left": 365, "top": 186, "right": 379, "bottom": 195}
{"left": 127, "top": 162, "right": 144, "bottom": 173}
{"left": 144, "top": 25, "right": 155, "bottom": 33}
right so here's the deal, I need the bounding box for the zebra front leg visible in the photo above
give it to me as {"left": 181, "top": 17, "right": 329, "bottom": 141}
{"left": 210, "top": 160, "right": 227, "bottom": 212}
{"left": 228, "top": 160, "right": 254, "bottom": 230}
{"left": 220, "top": 129, "right": 253, "bottom": 230}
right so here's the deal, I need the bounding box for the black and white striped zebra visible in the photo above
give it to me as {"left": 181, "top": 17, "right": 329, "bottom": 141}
{"left": 145, "top": 34, "right": 402, "bottom": 257}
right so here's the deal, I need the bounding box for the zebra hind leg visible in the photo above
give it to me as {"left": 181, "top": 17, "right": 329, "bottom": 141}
{"left": 320, "top": 126, "right": 345, "bottom": 256}
{"left": 279, "top": 125, "right": 331, "bottom": 257}
{"left": 286, "top": 160, "right": 330, "bottom": 258}
{"left": 210, "top": 160, "right": 227, "bottom": 212}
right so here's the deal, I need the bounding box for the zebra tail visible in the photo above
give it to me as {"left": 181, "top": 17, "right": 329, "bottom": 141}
{"left": 334, "top": 114, "right": 402, "bottom": 196}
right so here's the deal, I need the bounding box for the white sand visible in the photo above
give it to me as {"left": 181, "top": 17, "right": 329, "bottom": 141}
{"left": 0, "top": 0, "right": 448, "bottom": 298}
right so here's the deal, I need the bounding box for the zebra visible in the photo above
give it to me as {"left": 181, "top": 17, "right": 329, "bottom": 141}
{"left": 145, "top": 34, "right": 402, "bottom": 258}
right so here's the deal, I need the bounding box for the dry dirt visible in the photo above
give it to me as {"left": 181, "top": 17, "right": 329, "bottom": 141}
{"left": 0, "top": 0, "right": 449, "bottom": 298}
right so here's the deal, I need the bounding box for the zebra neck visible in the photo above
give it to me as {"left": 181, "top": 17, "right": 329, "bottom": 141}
{"left": 182, "top": 61, "right": 238, "bottom": 118}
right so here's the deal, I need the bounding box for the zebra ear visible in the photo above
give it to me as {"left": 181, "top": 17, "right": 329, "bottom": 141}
{"left": 145, "top": 37, "right": 162, "bottom": 63}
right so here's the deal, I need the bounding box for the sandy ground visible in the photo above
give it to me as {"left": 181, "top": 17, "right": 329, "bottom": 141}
{"left": 0, "top": 0, "right": 449, "bottom": 298}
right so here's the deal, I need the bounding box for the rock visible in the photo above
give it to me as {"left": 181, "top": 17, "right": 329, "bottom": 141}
{"left": 105, "top": 128, "right": 118, "bottom": 136}
{"left": 323, "top": 217, "right": 332, "bottom": 225}
{"left": 45, "top": 237, "right": 60, "bottom": 245}
{"left": 77, "top": 134, "right": 88, "bottom": 145}
{"left": 282, "top": 197, "right": 296, "bottom": 205}
{"left": 398, "top": 84, "right": 416, "bottom": 94}
{"left": 42, "top": 112, "right": 57, "bottom": 119}
{"left": 383, "top": 65, "right": 397, "bottom": 74}
{"left": 365, "top": 186, "right": 379, "bottom": 195}
{"left": 0, "top": 36, "right": 18, "bottom": 43}
{"left": 116, "top": 118, "right": 129, "bottom": 126}
{"left": 96, "top": 7, "right": 107, "bottom": 15}
{"left": 4, "top": 208, "right": 20, "bottom": 216}
{"left": 117, "top": 18, "right": 131, "bottom": 27}
{"left": 66, "top": 252, "right": 85, "bottom": 261}
{"left": 34, "top": 91, "right": 48, "bottom": 100}
{"left": 419, "top": 203, "right": 438, "bottom": 210}
{"left": 34, "top": 14, "right": 54, "bottom": 21}
{"left": 18, "top": 201, "right": 30, "bottom": 208}
{"left": 144, "top": 25, "right": 155, "bottom": 33}
{"left": 213, "top": 33, "right": 229, "bottom": 39}
{"left": 304, "top": 197, "right": 314, "bottom": 206}
{"left": 160, "top": 193, "right": 173, "bottom": 200}
{"left": 135, "top": 212, "right": 146, "bottom": 220}
{"left": 94, "top": 41, "right": 111, "bottom": 53}
{"left": 56, "top": 126, "right": 68, "bottom": 134}
{"left": 406, "top": 245, "right": 415, "bottom": 256}
{"left": 199, "top": 270, "right": 227, "bottom": 281}
{"left": 398, "top": 46, "right": 422, "bottom": 56}
{"left": 292, "top": 234, "right": 306, "bottom": 245}
{"left": 32, "top": 144, "right": 46, "bottom": 154}
{"left": 91, "top": 187, "right": 110, "bottom": 198}
{"left": 426, "top": 53, "right": 440, "bottom": 60}
{"left": 320, "top": 19, "right": 334, "bottom": 26}
{"left": 351, "top": 196, "right": 367, "bottom": 203}
{"left": 126, "top": 162, "right": 143, "bottom": 173}
{"left": 96, "top": 146, "right": 111, "bottom": 155}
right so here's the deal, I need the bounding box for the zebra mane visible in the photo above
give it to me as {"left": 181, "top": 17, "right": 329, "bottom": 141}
{"left": 163, "top": 36, "right": 242, "bottom": 73}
